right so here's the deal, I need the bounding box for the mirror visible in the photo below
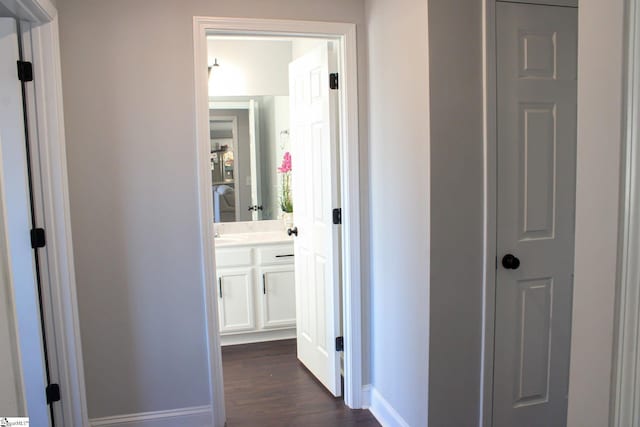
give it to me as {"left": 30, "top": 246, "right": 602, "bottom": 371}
{"left": 210, "top": 96, "right": 290, "bottom": 222}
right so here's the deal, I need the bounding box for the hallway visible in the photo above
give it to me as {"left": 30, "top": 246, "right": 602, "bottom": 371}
{"left": 222, "top": 340, "right": 379, "bottom": 426}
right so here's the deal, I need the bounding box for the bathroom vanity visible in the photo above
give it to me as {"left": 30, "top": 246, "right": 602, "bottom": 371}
{"left": 215, "top": 230, "right": 296, "bottom": 346}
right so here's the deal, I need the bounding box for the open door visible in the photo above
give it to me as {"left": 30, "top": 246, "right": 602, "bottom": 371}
{"left": 288, "top": 42, "right": 341, "bottom": 396}
{"left": 0, "top": 17, "right": 52, "bottom": 425}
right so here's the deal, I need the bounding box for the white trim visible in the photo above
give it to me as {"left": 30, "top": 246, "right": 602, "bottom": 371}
{"left": 481, "top": 1, "right": 498, "bottom": 426}
{"left": 209, "top": 99, "right": 251, "bottom": 110}
{"left": 499, "top": 0, "right": 577, "bottom": 6}
{"left": 611, "top": 0, "right": 640, "bottom": 424}
{"left": 193, "top": 17, "right": 363, "bottom": 425}
{"left": 368, "top": 387, "right": 411, "bottom": 427}
{"left": 26, "top": 16, "right": 90, "bottom": 427}
{"left": 194, "top": 19, "right": 226, "bottom": 427}
{"left": 361, "top": 384, "right": 372, "bottom": 409}
{"left": 0, "top": 0, "right": 56, "bottom": 23}
{"left": 220, "top": 329, "right": 296, "bottom": 346}
{"left": 89, "top": 406, "right": 212, "bottom": 427}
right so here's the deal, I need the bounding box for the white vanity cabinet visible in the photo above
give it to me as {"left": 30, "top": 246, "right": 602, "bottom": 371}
{"left": 217, "top": 268, "right": 255, "bottom": 334}
{"left": 215, "top": 241, "right": 296, "bottom": 345}
{"left": 259, "top": 266, "right": 296, "bottom": 330}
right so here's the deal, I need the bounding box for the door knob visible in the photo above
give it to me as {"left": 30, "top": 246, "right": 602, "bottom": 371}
{"left": 287, "top": 227, "right": 298, "bottom": 237}
{"left": 502, "top": 254, "right": 520, "bottom": 270}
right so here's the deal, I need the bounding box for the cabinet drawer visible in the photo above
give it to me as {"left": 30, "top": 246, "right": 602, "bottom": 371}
{"left": 257, "top": 245, "right": 295, "bottom": 265}
{"left": 216, "top": 248, "right": 253, "bottom": 268}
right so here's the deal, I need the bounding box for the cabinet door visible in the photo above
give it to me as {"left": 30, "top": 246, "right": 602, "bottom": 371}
{"left": 217, "top": 268, "right": 255, "bottom": 334}
{"left": 259, "top": 266, "right": 296, "bottom": 329}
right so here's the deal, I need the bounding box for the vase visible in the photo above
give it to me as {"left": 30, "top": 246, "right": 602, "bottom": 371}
{"left": 283, "top": 212, "right": 294, "bottom": 231}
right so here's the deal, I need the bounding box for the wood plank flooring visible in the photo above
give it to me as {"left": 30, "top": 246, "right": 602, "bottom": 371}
{"left": 221, "top": 339, "right": 380, "bottom": 426}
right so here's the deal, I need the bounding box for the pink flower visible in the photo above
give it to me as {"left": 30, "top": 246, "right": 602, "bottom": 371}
{"left": 278, "top": 151, "right": 292, "bottom": 173}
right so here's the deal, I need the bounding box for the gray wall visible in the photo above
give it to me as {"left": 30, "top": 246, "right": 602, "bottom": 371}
{"left": 427, "top": 0, "right": 484, "bottom": 426}
{"left": 366, "top": 0, "right": 430, "bottom": 424}
{"left": 57, "top": 0, "right": 368, "bottom": 419}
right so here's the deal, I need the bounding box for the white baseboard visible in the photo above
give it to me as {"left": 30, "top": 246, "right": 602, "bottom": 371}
{"left": 369, "top": 387, "right": 411, "bottom": 427}
{"left": 220, "top": 328, "right": 296, "bottom": 346}
{"left": 89, "top": 406, "right": 212, "bottom": 427}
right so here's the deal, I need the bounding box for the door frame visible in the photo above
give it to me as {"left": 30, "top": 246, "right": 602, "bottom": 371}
{"left": 611, "top": 0, "right": 640, "bottom": 424}
{"left": 480, "top": 1, "right": 578, "bottom": 425}
{"left": 193, "top": 17, "right": 362, "bottom": 426}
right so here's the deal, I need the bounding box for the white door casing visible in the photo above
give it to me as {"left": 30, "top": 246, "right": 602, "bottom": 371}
{"left": 194, "top": 18, "right": 362, "bottom": 418}
{"left": 0, "top": 17, "right": 50, "bottom": 426}
{"left": 289, "top": 42, "right": 342, "bottom": 397}
{"left": 493, "top": 3, "right": 577, "bottom": 427}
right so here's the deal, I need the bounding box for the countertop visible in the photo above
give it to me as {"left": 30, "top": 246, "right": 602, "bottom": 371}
{"left": 214, "top": 231, "right": 294, "bottom": 248}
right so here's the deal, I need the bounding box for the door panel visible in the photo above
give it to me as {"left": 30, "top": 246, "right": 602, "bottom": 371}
{"left": 493, "top": 3, "right": 577, "bottom": 427}
{"left": 289, "top": 42, "right": 341, "bottom": 397}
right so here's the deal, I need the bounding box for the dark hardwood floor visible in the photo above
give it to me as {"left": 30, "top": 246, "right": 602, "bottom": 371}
{"left": 221, "top": 339, "right": 380, "bottom": 426}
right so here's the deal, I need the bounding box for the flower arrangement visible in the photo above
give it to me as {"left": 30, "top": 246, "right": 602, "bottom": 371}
{"left": 278, "top": 151, "right": 293, "bottom": 213}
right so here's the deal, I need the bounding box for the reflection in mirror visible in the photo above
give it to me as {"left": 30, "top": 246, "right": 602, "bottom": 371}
{"left": 210, "top": 116, "right": 239, "bottom": 222}
{"left": 209, "top": 97, "right": 290, "bottom": 223}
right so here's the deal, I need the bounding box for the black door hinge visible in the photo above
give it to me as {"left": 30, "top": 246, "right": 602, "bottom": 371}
{"left": 17, "top": 61, "right": 33, "bottom": 82}
{"left": 332, "top": 208, "right": 342, "bottom": 225}
{"left": 329, "top": 73, "right": 339, "bottom": 90}
{"left": 335, "top": 336, "right": 344, "bottom": 352}
{"left": 46, "top": 383, "right": 60, "bottom": 404}
{"left": 31, "top": 228, "right": 46, "bottom": 249}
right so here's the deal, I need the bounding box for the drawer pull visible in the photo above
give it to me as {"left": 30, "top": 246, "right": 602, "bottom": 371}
{"left": 275, "top": 254, "right": 295, "bottom": 258}
{"left": 262, "top": 274, "right": 266, "bottom": 295}
{"left": 218, "top": 277, "right": 222, "bottom": 298}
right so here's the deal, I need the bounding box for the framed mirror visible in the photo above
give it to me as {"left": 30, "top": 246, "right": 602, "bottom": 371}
{"left": 209, "top": 96, "right": 290, "bottom": 222}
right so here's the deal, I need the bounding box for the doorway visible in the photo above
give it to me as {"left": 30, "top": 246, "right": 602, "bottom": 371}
{"left": 208, "top": 34, "right": 348, "bottom": 420}
{"left": 486, "top": 1, "right": 578, "bottom": 426}
{"left": 193, "top": 17, "right": 364, "bottom": 426}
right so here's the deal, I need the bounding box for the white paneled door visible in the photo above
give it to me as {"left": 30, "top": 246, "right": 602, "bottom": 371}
{"left": 493, "top": 3, "right": 577, "bottom": 427}
{"left": 289, "top": 43, "right": 341, "bottom": 396}
{"left": 0, "top": 17, "right": 51, "bottom": 426}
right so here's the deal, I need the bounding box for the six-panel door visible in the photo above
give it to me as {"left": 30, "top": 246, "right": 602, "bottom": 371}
{"left": 493, "top": 3, "right": 578, "bottom": 427}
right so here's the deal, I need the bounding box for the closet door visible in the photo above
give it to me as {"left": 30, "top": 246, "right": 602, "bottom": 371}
{"left": 493, "top": 3, "right": 577, "bottom": 426}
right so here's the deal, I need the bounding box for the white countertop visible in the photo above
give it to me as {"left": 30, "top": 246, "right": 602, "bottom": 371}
{"left": 214, "top": 231, "right": 293, "bottom": 248}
